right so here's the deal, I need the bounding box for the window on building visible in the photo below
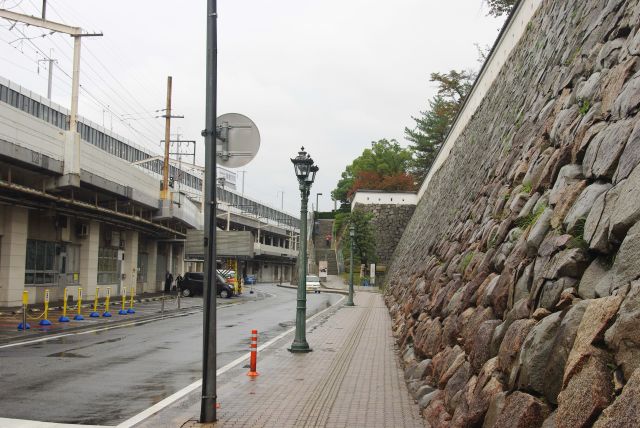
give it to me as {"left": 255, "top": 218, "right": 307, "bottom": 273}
{"left": 97, "top": 247, "right": 119, "bottom": 284}
{"left": 137, "top": 252, "right": 148, "bottom": 283}
{"left": 62, "top": 244, "right": 81, "bottom": 285}
{"left": 24, "top": 240, "right": 57, "bottom": 285}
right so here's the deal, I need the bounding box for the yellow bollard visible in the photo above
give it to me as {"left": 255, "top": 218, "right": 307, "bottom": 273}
{"left": 74, "top": 287, "right": 84, "bottom": 320}
{"left": 90, "top": 287, "right": 100, "bottom": 317}
{"left": 40, "top": 289, "right": 52, "bottom": 326}
{"left": 128, "top": 286, "right": 136, "bottom": 314}
{"left": 59, "top": 287, "right": 70, "bottom": 322}
{"left": 19, "top": 290, "right": 30, "bottom": 331}
{"left": 119, "top": 287, "right": 128, "bottom": 315}
{"left": 103, "top": 287, "right": 112, "bottom": 317}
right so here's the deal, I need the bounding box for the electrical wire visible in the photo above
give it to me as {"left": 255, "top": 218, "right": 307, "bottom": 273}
{"left": 2, "top": 4, "right": 164, "bottom": 150}
{"left": 23, "top": 31, "right": 163, "bottom": 148}
{"left": 0, "top": 0, "right": 24, "bottom": 10}
{"left": 0, "top": 2, "right": 198, "bottom": 160}
{"left": 41, "top": 1, "right": 166, "bottom": 142}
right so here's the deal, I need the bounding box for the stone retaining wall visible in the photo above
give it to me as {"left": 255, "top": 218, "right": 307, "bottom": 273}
{"left": 354, "top": 203, "right": 416, "bottom": 268}
{"left": 385, "top": 0, "right": 640, "bottom": 426}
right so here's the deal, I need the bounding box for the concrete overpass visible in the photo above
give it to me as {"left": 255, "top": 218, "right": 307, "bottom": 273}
{"left": 0, "top": 76, "right": 299, "bottom": 306}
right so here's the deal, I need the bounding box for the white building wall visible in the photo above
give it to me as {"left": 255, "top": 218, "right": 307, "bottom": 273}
{"left": 351, "top": 191, "right": 418, "bottom": 210}
{"left": 0, "top": 101, "right": 65, "bottom": 160}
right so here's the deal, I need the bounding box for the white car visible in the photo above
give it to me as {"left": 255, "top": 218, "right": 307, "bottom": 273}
{"left": 306, "top": 275, "right": 321, "bottom": 293}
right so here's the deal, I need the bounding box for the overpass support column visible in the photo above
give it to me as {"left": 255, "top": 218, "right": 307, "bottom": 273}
{"left": 146, "top": 241, "right": 158, "bottom": 293}
{"left": 175, "top": 243, "right": 184, "bottom": 276}
{"left": 0, "top": 206, "right": 28, "bottom": 307}
{"left": 167, "top": 243, "right": 173, "bottom": 275}
{"left": 79, "top": 220, "right": 100, "bottom": 301}
{"left": 122, "top": 231, "right": 139, "bottom": 295}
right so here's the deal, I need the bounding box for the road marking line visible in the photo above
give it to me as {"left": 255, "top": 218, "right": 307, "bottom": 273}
{"left": 0, "top": 309, "right": 202, "bottom": 349}
{"left": 0, "top": 418, "right": 107, "bottom": 428}
{"left": 116, "top": 295, "right": 345, "bottom": 428}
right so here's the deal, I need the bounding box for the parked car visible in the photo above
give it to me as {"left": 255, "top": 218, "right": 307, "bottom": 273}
{"left": 177, "top": 272, "right": 234, "bottom": 298}
{"left": 244, "top": 275, "right": 257, "bottom": 285}
{"left": 306, "top": 275, "right": 321, "bottom": 293}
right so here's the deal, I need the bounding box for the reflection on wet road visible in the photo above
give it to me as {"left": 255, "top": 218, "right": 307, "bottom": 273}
{"left": 0, "top": 284, "right": 341, "bottom": 425}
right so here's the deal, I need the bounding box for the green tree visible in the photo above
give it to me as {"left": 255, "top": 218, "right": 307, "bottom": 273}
{"left": 331, "top": 139, "right": 414, "bottom": 204}
{"left": 342, "top": 209, "right": 377, "bottom": 268}
{"left": 485, "top": 0, "right": 516, "bottom": 17}
{"left": 405, "top": 70, "right": 475, "bottom": 180}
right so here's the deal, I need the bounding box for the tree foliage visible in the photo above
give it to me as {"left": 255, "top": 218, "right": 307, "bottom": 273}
{"left": 342, "top": 209, "right": 377, "bottom": 268}
{"left": 347, "top": 171, "right": 415, "bottom": 200}
{"left": 405, "top": 70, "right": 475, "bottom": 180}
{"left": 331, "top": 139, "right": 415, "bottom": 204}
{"left": 485, "top": 0, "right": 517, "bottom": 17}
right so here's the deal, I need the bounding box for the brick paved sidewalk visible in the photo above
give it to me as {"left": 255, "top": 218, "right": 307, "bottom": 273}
{"left": 152, "top": 293, "right": 424, "bottom": 428}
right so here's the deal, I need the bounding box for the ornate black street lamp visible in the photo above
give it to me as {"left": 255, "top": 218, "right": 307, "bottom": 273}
{"left": 289, "top": 147, "right": 318, "bottom": 353}
{"left": 347, "top": 224, "right": 355, "bottom": 306}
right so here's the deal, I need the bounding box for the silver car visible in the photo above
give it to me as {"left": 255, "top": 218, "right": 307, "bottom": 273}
{"left": 306, "top": 275, "right": 321, "bottom": 293}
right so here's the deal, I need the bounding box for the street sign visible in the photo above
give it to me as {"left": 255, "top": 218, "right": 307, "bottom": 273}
{"left": 319, "top": 261, "right": 328, "bottom": 278}
{"left": 216, "top": 113, "right": 260, "bottom": 168}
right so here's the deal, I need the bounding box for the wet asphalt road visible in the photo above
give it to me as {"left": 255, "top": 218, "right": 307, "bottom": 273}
{"left": 0, "top": 284, "right": 342, "bottom": 425}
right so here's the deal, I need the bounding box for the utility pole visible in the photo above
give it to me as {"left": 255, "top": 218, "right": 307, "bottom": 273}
{"left": 157, "top": 77, "right": 184, "bottom": 201}
{"left": 162, "top": 76, "right": 172, "bottom": 201}
{"left": 278, "top": 190, "right": 284, "bottom": 210}
{"left": 0, "top": 9, "right": 102, "bottom": 185}
{"left": 163, "top": 138, "right": 197, "bottom": 164}
{"left": 201, "top": 0, "right": 218, "bottom": 423}
{"left": 38, "top": 55, "right": 56, "bottom": 99}
{"left": 240, "top": 170, "right": 246, "bottom": 195}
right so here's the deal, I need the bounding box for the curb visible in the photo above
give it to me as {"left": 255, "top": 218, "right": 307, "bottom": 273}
{"left": 276, "top": 283, "right": 349, "bottom": 295}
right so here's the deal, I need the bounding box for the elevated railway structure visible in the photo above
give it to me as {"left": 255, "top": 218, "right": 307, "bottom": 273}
{"left": 0, "top": 76, "right": 298, "bottom": 306}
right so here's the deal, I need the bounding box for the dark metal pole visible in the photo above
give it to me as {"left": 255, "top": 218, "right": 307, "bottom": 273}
{"left": 201, "top": 0, "right": 218, "bottom": 422}
{"left": 289, "top": 183, "right": 311, "bottom": 352}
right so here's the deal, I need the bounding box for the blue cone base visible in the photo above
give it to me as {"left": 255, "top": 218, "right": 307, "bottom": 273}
{"left": 90, "top": 312, "right": 100, "bottom": 317}
{"left": 74, "top": 314, "right": 84, "bottom": 321}
{"left": 39, "top": 319, "right": 52, "bottom": 326}
{"left": 118, "top": 309, "right": 128, "bottom": 315}
{"left": 127, "top": 309, "right": 135, "bottom": 314}
{"left": 102, "top": 312, "right": 112, "bottom": 317}
{"left": 58, "top": 316, "right": 70, "bottom": 322}
{"left": 17, "top": 322, "right": 31, "bottom": 330}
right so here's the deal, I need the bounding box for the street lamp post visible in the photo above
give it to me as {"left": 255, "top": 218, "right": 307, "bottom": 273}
{"left": 289, "top": 147, "right": 318, "bottom": 353}
{"left": 347, "top": 224, "right": 355, "bottom": 306}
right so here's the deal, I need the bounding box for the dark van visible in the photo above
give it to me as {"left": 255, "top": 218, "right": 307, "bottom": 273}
{"left": 177, "top": 272, "right": 234, "bottom": 298}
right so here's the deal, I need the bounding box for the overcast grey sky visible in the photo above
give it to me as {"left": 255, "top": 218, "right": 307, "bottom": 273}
{"left": 0, "top": 0, "right": 505, "bottom": 215}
